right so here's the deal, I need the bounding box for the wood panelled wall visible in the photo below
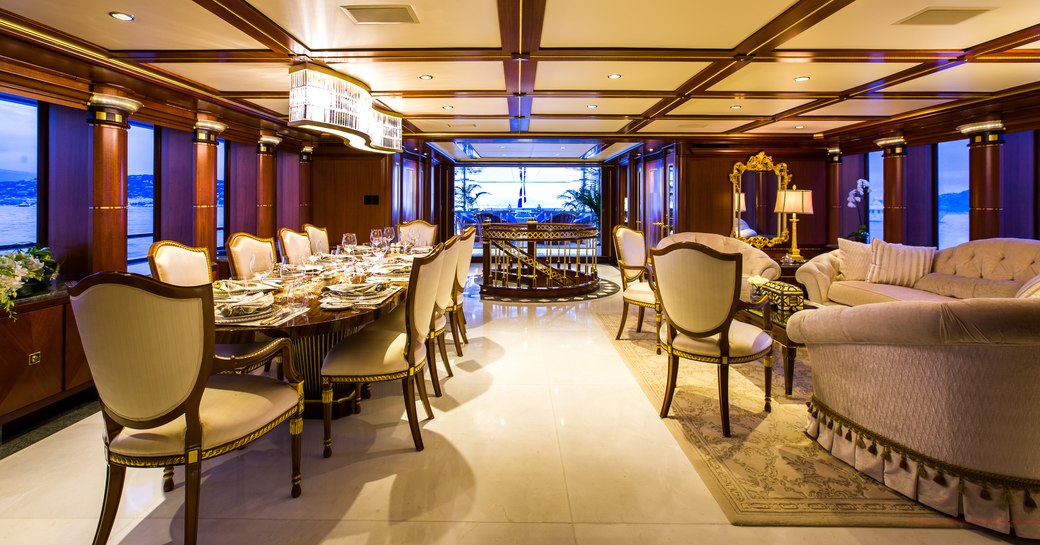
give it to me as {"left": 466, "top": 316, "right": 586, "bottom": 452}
{"left": 228, "top": 141, "right": 259, "bottom": 237}
{"left": 311, "top": 150, "right": 392, "bottom": 243}
{"left": 158, "top": 128, "right": 195, "bottom": 245}
{"left": 1003, "top": 131, "right": 1037, "bottom": 239}
{"left": 47, "top": 104, "right": 90, "bottom": 280}
{"left": 276, "top": 150, "right": 301, "bottom": 231}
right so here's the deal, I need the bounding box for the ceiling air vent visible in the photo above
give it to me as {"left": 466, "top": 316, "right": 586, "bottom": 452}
{"left": 340, "top": 5, "right": 419, "bottom": 24}
{"left": 894, "top": 7, "right": 991, "bottom": 25}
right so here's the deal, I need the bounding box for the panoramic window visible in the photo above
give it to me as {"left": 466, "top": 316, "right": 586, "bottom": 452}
{"left": 937, "top": 139, "right": 969, "bottom": 249}
{"left": 866, "top": 151, "right": 884, "bottom": 240}
{"left": 0, "top": 94, "right": 38, "bottom": 251}
{"left": 127, "top": 122, "right": 155, "bottom": 275}
{"left": 216, "top": 138, "right": 226, "bottom": 255}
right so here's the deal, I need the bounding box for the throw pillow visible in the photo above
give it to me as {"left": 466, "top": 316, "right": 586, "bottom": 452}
{"left": 837, "top": 238, "right": 872, "bottom": 281}
{"left": 1015, "top": 274, "right": 1040, "bottom": 298}
{"left": 866, "top": 239, "right": 936, "bottom": 288}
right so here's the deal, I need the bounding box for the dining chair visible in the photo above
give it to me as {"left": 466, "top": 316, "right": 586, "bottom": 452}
{"left": 399, "top": 219, "right": 438, "bottom": 246}
{"left": 448, "top": 226, "right": 477, "bottom": 352}
{"left": 612, "top": 225, "right": 661, "bottom": 353}
{"left": 650, "top": 241, "right": 774, "bottom": 437}
{"left": 303, "top": 223, "right": 330, "bottom": 254}
{"left": 147, "top": 240, "right": 212, "bottom": 286}
{"left": 226, "top": 233, "right": 278, "bottom": 279}
{"left": 279, "top": 227, "right": 313, "bottom": 265}
{"left": 321, "top": 245, "right": 445, "bottom": 455}
{"left": 68, "top": 272, "right": 303, "bottom": 545}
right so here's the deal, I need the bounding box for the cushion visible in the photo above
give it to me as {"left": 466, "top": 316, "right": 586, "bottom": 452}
{"left": 322, "top": 329, "right": 425, "bottom": 378}
{"left": 1016, "top": 274, "right": 1040, "bottom": 299}
{"left": 914, "top": 273, "right": 1022, "bottom": 299}
{"left": 623, "top": 281, "right": 656, "bottom": 305}
{"left": 866, "top": 239, "right": 936, "bottom": 288}
{"left": 838, "top": 238, "right": 872, "bottom": 281}
{"left": 659, "top": 320, "right": 772, "bottom": 359}
{"left": 828, "top": 281, "right": 954, "bottom": 306}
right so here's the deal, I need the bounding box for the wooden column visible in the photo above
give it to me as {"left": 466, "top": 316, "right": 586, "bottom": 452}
{"left": 964, "top": 123, "right": 1004, "bottom": 240}
{"left": 826, "top": 148, "right": 842, "bottom": 244}
{"left": 192, "top": 118, "right": 226, "bottom": 260}
{"left": 256, "top": 134, "right": 280, "bottom": 237}
{"left": 877, "top": 138, "right": 907, "bottom": 243}
{"left": 299, "top": 146, "right": 313, "bottom": 226}
{"left": 86, "top": 92, "right": 141, "bottom": 273}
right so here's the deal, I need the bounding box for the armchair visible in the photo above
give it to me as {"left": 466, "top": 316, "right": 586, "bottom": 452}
{"left": 303, "top": 223, "right": 330, "bottom": 254}
{"left": 611, "top": 225, "right": 661, "bottom": 351}
{"left": 279, "top": 227, "right": 312, "bottom": 265}
{"left": 399, "top": 219, "right": 438, "bottom": 246}
{"left": 226, "top": 233, "right": 277, "bottom": 279}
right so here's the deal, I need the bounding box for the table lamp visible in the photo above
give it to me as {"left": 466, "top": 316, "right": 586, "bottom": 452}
{"left": 733, "top": 193, "right": 747, "bottom": 236}
{"left": 774, "top": 189, "right": 813, "bottom": 261}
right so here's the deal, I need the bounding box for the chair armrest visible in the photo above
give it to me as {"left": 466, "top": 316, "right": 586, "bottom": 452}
{"left": 618, "top": 263, "right": 649, "bottom": 284}
{"left": 795, "top": 250, "right": 840, "bottom": 304}
{"left": 214, "top": 338, "right": 302, "bottom": 383}
{"left": 736, "top": 294, "right": 771, "bottom": 328}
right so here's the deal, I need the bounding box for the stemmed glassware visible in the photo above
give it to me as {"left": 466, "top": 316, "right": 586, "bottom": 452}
{"left": 341, "top": 233, "right": 357, "bottom": 256}
{"left": 382, "top": 226, "right": 395, "bottom": 254}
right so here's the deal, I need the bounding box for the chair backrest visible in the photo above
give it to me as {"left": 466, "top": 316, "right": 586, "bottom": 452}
{"left": 399, "top": 219, "right": 438, "bottom": 246}
{"left": 68, "top": 272, "right": 213, "bottom": 429}
{"left": 435, "top": 236, "right": 461, "bottom": 312}
{"left": 303, "top": 224, "right": 330, "bottom": 254}
{"left": 148, "top": 241, "right": 212, "bottom": 286}
{"left": 279, "top": 227, "right": 312, "bottom": 265}
{"left": 405, "top": 244, "right": 445, "bottom": 352}
{"left": 226, "top": 233, "right": 277, "bottom": 279}
{"left": 651, "top": 241, "right": 742, "bottom": 337}
{"left": 454, "top": 227, "right": 477, "bottom": 297}
{"left": 658, "top": 231, "right": 780, "bottom": 280}
{"left": 612, "top": 225, "right": 647, "bottom": 282}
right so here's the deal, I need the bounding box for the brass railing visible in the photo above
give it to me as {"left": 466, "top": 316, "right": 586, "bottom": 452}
{"left": 480, "top": 220, "right": 599, "bottom": 297}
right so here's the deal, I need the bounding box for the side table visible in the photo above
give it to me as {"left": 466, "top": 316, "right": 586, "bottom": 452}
{"left": 736, "top": 280, "right": 810, "bottom": 396}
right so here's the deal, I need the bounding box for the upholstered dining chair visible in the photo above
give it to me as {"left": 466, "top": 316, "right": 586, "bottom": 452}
{"left": 226, "top": 233, "right": 277, "bottom": 279}
{"left": 147, "top": 240, "right": 212, "bottom": 286}
{"left": 399, "top": 219, "right": 438, "bottom": 246}
{"left": 68, "top": 272, "right": 303, "bottom": 545}
{"left": 612, "top": 225, "right": 661, "bottom": 352}
{"left": 448, "top": 226, "right": 477, "bottom": 352}
{"left": 279, "top": 227, "right": 313, "bottom": 265}
{"left": 303, "top": 223, "right": 330, "bottom": 254}
{"left": 321, "top": 245, "right": 445, "bottom": 455}
{"left": 651, "top": 241, "right": 774, "bottom": 437}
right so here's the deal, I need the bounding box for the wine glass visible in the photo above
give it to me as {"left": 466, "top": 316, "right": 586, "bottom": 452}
{"left": 370, "top": 229, "right": 383, "bottom": 250}
{"left": 341, "top": 233, "right": 357, "bottom": 255}
{"left": 383, "top": 226, "right": 395, "bottom": 246}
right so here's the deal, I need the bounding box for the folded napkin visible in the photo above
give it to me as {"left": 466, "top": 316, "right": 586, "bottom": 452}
{"left": 216, "top": 292, "right": 274, "bottom": 317}
{"left": 320, "top": 286, "right": 401, "bottom": 310}
{"left": 370, "top": 263, "right": 411, "bottom": 275}
{"left": 325, "top": 281, "right": 390, "bottom": 296}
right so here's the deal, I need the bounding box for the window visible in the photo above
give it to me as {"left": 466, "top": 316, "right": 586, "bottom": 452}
{"left": 0, "top": 94, "right": 38, "bottom": 251}
{"left": 127, "top": 121, "right": 155, "bottom": 275}
{"left": 937, "top": 140, "right": 969, "bottom": 249}
{"left": 867, "top": 150, "right": 884, "bottom": 239}
{"left": 216, "top": 138, "right": 226, "bottom": 255}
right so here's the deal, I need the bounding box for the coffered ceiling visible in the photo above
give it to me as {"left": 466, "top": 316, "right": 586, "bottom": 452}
{"left": 1, "top": 0, "right": 1038, "bottom": 160}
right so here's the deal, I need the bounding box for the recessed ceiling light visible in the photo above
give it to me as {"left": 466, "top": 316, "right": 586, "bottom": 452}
{"left": 587, "top": 104, "right": 598, "bottom": 109}
{"left": 418, "top": 74, "right": 433, "bottom": 80}
{"left": 794, "top": 125, "right": 806, "bottom": 129}
{"left": 730, "top": 104, "right": 742, "bottom": 110}
{"left": 442, "top": 105, "right": 454, "bottom": 110}
{"left": 607, "top": 73, "right": 622, "bottom": 79}
{"left": 109, "top": 11, "right": 134, "bottom": 21}
{"left": 648, "top": 148, "right": 654, "bottom": 152}
{"left": 793, "top": 75, "right": 811, "bottom": 82}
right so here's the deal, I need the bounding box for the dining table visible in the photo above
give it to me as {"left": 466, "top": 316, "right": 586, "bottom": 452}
{"left": 214, "top": 248, "right": 418, "bottom": 418}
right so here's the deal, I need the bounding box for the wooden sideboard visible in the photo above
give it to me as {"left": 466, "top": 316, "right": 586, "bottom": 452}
{"left": 0, "top": 288, "right": 92, "bottom": 441}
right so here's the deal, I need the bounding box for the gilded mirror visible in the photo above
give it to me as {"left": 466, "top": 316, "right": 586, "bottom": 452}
{"left": 730, "top": 151, "right": 791, "bottom": 248}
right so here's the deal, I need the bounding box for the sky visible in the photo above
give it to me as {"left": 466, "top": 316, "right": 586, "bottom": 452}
{"left": 0, "top": 97, "right": 38, "bottom": 175}
{"left": 456, "top": 166, "right": 598, "bottom": 210}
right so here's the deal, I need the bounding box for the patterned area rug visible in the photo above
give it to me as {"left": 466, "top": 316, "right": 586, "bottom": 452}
{"left": 594, "top": 310, "right": 962, "bottom": 528}
{"left": 476, "top": 278, "right": 620, "bottom": 303}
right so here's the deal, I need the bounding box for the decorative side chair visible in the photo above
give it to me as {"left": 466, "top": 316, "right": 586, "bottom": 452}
{"left": 611, "top": 225, "right": 661, "bottom": 352}
{"left": 279, "top": 227, "right": 313, "bottom": 265}
{"left": 68, "top": 272, "right": 303, "bottom": 545}
{"left": 448, "top": 226, "right": 477, "bottom": 352}
{"left": 651, "top": 241, "right": 774, "bottom": 437}
{"left": 399, "top": 219, "right": 438, "bottom": 246}
{"left": 226, "top": 233, "right": 277, "bottom": 279}
{"left": 147, "top": 240, "right": 212, "bottom": 286}
{"left": 321, "top": 245, "right": 445, "bottom": 455}
{"left": 303, "top": 223, "right": 330, "bottom": 254}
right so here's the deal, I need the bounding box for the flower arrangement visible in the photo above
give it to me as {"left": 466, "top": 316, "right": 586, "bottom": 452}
{"left": 846, "top": 178, "right": 871, "bottom": 242}
{"left": 1, "top": 247, "right": 59, "bottom": 318}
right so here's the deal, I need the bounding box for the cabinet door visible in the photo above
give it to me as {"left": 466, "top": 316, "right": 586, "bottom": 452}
{"left": 0, "top": 305, "right": 63, "bottom": 418}
{"left": 64, "top": 307, "right": 92, "bottom": 390}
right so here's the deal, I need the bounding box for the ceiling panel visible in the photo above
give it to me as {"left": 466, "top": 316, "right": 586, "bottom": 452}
{"left": 669, "top": 98, "right": 814, "bottom": 116}
{"left": 470, "top": 142, "right": 600, "bottom": 159}
{"left": 638, "top": 119, "right": 748, "bottom": 133}
{"left": 882, "top": 62, "right": 1040, "bottom": 93}
{"left": 747, "top": 120, "right": 865, "bottom": 134}
{"left": 709, "top": 62, "right": 919, "bottom": 92}
{"left": 0, "top": 0, "right": 265, "bottom": 50}
{"left": 411, "top": 119, "right": 512, "bottom": 132}
{"left": 528, "top": 119, "right": 631, "bottom": 132}
{"left": 328, "top": 61, "right": 506, "bottom": 91}
{"left": 783, "top": 0, "right": 1040, "bottom": 50}
{"left": 145, "top": 63, "right": 291, "bottom": 92}
{"left": 244, "top": 98, "right": 291, "bottom": 116}
{"left": 535, "top": 61, "right": 710, "bottom": 91}
{"left": 379, "top": 97, "right": 510, "bottom": 116}
{"left": 248, "top": 0, "right": 501, "bottom": 50}
{"left": 807, "top": 98, "right": 954, "bottom": 116}
{"left": 532, "top": 97, "right": 660, "bottom": 115}
{"left": 541, "top": 0, "right": 797, "bottom": 49}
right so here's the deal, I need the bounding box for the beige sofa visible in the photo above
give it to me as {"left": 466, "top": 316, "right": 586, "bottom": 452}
{"left": 797, "top": 238, "right": 1040, "bottom": 306}
{"left": 787, "top": 298, "right": 1040, "bottom": 538}
{"left": 657, "top": 232, "right": 780, "bottom": 300}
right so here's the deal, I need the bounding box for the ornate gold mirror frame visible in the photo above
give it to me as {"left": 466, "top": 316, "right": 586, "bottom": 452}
{"left": 730, "top": 151, "right": 792, "bottom": 248}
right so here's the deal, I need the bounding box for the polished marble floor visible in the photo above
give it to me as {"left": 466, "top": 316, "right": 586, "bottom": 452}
{"left": 0, "top": 268, "right": 1022, "bottom": 544}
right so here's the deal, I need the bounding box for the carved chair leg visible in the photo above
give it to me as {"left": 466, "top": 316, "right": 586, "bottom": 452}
{"left": 402, "top": 375, "right": 424, "bottom": 451}
{"left": 763, "top": 353, "right": 773, "bottom": 413}
{"left": 437, "top": 334, "right": 453, "bottom": 379}
{"left": 448, "top": 311, "right": 464, "bottom": 356}
{"left": 162, "top": 466, "right": 174, "bottom": 492}
{"left": 92, "top": 463, "right": 126, "bottom": 545}
{"left": 718, "top": 365, "right": 731, "bottom": 437}
{"left": 654, "top": 310, "right": 662, "bottom": 355}
{"left": 636, "top": 306, "right": 646, "bottom": 332}
{"left": 616, "top": 302, "right": 630, "bottom": 340}
{"left": 425, "top": 338, "right": 442, "bottom": 397}
{"left": 660, "top": 353, "right": 679, "bottom": 418}
{"left": 458, "top": 308, "right": 470, "bottom": 344}
{"left": 322, "top": 379, "right": 333, "bottom": 458}
{"left": 184, "top": 451, "right": 202, "bottom": 545}
{"left": 415, "top": 368, "right": 434, "bottom": 420}
{"left": 290, "top": 415, "right": 302, "bottom": 498}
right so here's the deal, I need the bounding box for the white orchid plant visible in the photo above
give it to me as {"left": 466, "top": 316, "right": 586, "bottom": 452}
{"left": 846, "top": 178, "right": 871, "bottom": 239}
{"left": 1, "top": 247, "right": 58, "bottom": 318}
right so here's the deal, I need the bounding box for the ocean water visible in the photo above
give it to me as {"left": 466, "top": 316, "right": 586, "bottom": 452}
{"left": 0, "top": 205, "right": 37, "bottom": 247}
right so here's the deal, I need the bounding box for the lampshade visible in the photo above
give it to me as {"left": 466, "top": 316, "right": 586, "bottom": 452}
{"left": 737, "top": 193, "right": 747, "bottom": 212}
{"left": 774, "top": 189, "right": 814, "bottom": 215}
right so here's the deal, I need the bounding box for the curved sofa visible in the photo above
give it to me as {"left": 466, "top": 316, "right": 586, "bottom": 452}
{"left": 787, "top": 298, "right": 1040, "bottom": 538}
{"left": 657, "top": 232, "right": 780, "bottom": 300}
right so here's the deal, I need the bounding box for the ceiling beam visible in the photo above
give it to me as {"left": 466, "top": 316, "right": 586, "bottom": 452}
{"left": 191, "top": 0, "right": 306, "bottom": 57}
